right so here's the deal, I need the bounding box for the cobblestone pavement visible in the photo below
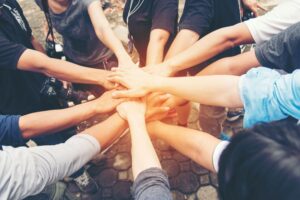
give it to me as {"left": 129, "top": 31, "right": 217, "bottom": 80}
{"left": 19, "top": 0, "right": 275, "bottom": 199}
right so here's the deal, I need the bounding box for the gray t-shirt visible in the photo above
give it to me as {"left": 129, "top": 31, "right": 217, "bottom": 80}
{"left": 35, "top": 0, "right": 113, "bottom": 66}
{"left": 255, "top": 22, "right": 300, "bottom": 73}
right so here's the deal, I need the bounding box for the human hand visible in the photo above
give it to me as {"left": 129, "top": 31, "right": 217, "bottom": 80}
{"left": 94, "top": 90, "right": 126, "bottom": 114}
{"left": 117, "top": 100, "right": 146, "bottom": 120}
{"left": 108, "top": 67, "right": 157, "bottom": 98}
{"left": 145, "top": 93, "right": 172, "bottom": 122}
{"left": 98, "top": 70, "right": 117, "bottom": 90}
{"left": 242, "top": 0, "right": 266, "bottom": 17}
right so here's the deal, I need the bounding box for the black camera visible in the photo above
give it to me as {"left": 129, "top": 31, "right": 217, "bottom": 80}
{"left": 45, "top": 40, "right": 64, "bottom": 59}
{"left": 242, "top": 9, "right": 255, "bottom": 21}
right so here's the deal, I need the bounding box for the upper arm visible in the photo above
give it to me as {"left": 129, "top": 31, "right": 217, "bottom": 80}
{"left": 0, "top": 115, "right": 23, "bottom": 146}
{"left": 222, "top": 23, "right": 255, "bottom": 47}
{"left": 17, "top": 48, "right": 50, "bottom": 73}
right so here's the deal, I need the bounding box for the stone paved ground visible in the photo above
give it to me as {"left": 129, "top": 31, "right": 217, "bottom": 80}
{"left": 20, "top": 0, "right": 277, "bottom": 199}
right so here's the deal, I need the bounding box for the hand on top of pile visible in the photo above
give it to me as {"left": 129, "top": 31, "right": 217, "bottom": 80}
{"left": 116, "top": 92, "right": 173, "bottom": 122}
{"left": 107, "top": 67, "right": 155, "bottom": 98}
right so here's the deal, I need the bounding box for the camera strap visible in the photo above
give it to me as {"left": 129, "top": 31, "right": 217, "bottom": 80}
{"left": 41, "top": 0, "right": 55, "bottom": 46}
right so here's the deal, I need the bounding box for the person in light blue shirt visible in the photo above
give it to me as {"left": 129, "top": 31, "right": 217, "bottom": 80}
{"left": 107, "top": 66, "right": 300, "bottom": 128}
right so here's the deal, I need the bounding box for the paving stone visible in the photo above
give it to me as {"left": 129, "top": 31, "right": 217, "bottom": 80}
{"left": 191, "top": 161, "right": 209, "bottom": 175}
{"left": 118, "top": 133, "right": 131, "bottom": 145}
{"left": 172, "top": 191, "right": 186, "bottom": 200}
{"left": 118, "top": 144, "right": 131, "bottom": 153}
{"left": 180, "top": 161, "right": 191, "bottom": 172}
{"left": 105, "top": 147, "right": 118, "bottom": 159}
{"left": 196, "top": 186, "right": 219, "bottom": 200}
{"left": 113, "top": 152, "right": 131, "bottom": 170}
{"left": 161, "top": 151, "right": 173, "bottom": 160}
{"left": 161, "top": 159, "right": 180, "bottom": 178}
{"left": 156, "top": 139, "right": 171, "bottom": 151}
{"left": 200, "top": 174, "right": 210, "bottom": 185}
{"left": 210, "top": 173, "right": 219, "bottom": 188}
{"left": 118, "top": 171, "right": 128, "bottom": 180}
{"left": 112, "top": 181, "right": 133, "bottom": 200}
{"left": 127, "top": 168, "right": 134, "bottom": 182}
{"left": 187, "top": 193, "right": 197, "bottom": 200}
{"left": 173, "top": 152, "right": 190, "bottom": 162}
{"left": 101, "top": 188, "right": 113, "bottom": 198}
{"left": 97, "top": 168, "right": 118, "bottom": 187}
{"left": 174, "top": 172, "right": 200, "bottom": 194}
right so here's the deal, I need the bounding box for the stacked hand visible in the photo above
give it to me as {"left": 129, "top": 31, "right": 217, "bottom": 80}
{"left": 116, "top": 92, "right": 173, "bottom": 122}
{"left": 93, "top": 90, "right": 126, "bottom": 113}
{"left": 108, "top": 67, "right": 156, "bottom": 98}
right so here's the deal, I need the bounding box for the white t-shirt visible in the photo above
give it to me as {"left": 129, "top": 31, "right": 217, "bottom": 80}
{"left": 212, "top": 141, "right": 230, "bottom": 172}
{"left": 245, "top": 0, "right": 300, "bottom": 44}
{"left": 0, "top": 134, "right": 100, "bottom": 199}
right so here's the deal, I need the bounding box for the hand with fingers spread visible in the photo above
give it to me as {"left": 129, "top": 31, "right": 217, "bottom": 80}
{"left": 108, "top": 67, "right": 159, "bottom": 98}
{"left": 242, "top": 0, "right": 267, "bottom": 17}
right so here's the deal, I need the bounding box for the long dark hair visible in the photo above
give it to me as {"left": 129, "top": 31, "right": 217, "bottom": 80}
{"left": 218, "top": 119, "right": 300, "bottom": 200}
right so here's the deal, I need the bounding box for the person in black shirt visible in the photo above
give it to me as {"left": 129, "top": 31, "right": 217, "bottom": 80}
{"left": 123, "top": 0, "right": 178, "bottom": 67}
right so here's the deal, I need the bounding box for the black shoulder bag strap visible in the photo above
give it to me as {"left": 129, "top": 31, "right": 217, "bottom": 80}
{"left": 41, "top": 0, "right": 55, "bottom": 46}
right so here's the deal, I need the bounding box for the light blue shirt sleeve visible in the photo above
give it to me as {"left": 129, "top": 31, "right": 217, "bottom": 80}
{"left": 239, "top": 67, "right": 300, "bottom": 128}
{"left": 0, "top": 134, "right": 100, "bottom": 200}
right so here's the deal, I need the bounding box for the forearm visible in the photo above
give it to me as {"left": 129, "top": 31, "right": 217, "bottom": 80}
{"left": 18, "top": 49, "right": 108, "bottom": 86}
{"left": 147, "top": 121, "right": 220, "bottom": 172}
{"left": 19, "top": 100, "right": 100, "bottom": 139}
{"left": 163, "top": 23, "right": 254, "bottom": 74}
{"left": 128, "top": 114, "right": 161, "bottom": 179}
{"left": 151, "top": 75, "right": 243, "bottom": 108}
{"left": 84, "top": 113, "right": 127, "bottom": 149}
{"left": 146, "top": 29, "right": 170, "bottom": 65}
{"left": 198, "top": 50, "right": 260, "bottom": 76}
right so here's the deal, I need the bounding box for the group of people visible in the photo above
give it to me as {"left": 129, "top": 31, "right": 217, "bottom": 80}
{"left": 0, "top": 0, "right": 300, "bottom": 199}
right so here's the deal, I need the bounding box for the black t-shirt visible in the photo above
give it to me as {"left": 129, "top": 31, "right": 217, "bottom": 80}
{"left": 179, "top": 0, "right": 241, "bottom": 74}
{"left": 0, "top": 0, "right": 48, "bottom": 115}
{"left": 123, "top": 0, "right": 178, "bottom": 66}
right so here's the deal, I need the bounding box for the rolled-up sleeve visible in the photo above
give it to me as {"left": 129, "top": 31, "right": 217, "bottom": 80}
{"left": 132, "top": 167, "right": 172, "bottom": 200}
{"left": 0, "top": 115, "right": 24, "bottom": 146}
{"left": 239, "top": 68, "right": 300, "bottom": 128}
{"left": 255, "top": 22, "right": 300, "bottom": 73}
{"left": 0, "top": 134, "right": 100, "bottom": 199}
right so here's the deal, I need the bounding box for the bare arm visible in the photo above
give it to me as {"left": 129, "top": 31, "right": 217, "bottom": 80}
{"left": 147, "top": 121, "right": 221, "bottom": 172}
{"left": 19, "top": 91, "right": 123, "bottom": 139}
{"left": 87, "top": 1, "right": 133, "bottom": 67}
{"left": 197, "top": 50, "right": 260, "bottom": 76}
{"left": 83, "top": 113, "right": 127, "bottom": 149}
{"left": 164, "top": 29, "right": 200, "bottom": 60}
{"left": 17, "top": 49, "right": 113, "bottom": 89}
{"left": 146, "top": 29, "right": 170, "bottom": 66}
{"left": 128, "top": 109, "right": 161, "bottom": 179}
{"left": 109, "top": 67, "right": 243, "bottom": 108}
{"left": 156, "top": 23, "right": 254, "bottom": 76}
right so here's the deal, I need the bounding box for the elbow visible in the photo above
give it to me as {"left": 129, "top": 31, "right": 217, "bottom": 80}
{"left": 149, "top": 31, "right": 170, "bottom": 47}
{"left": 217, "top": 26, "right": 241, "bottom": 50}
